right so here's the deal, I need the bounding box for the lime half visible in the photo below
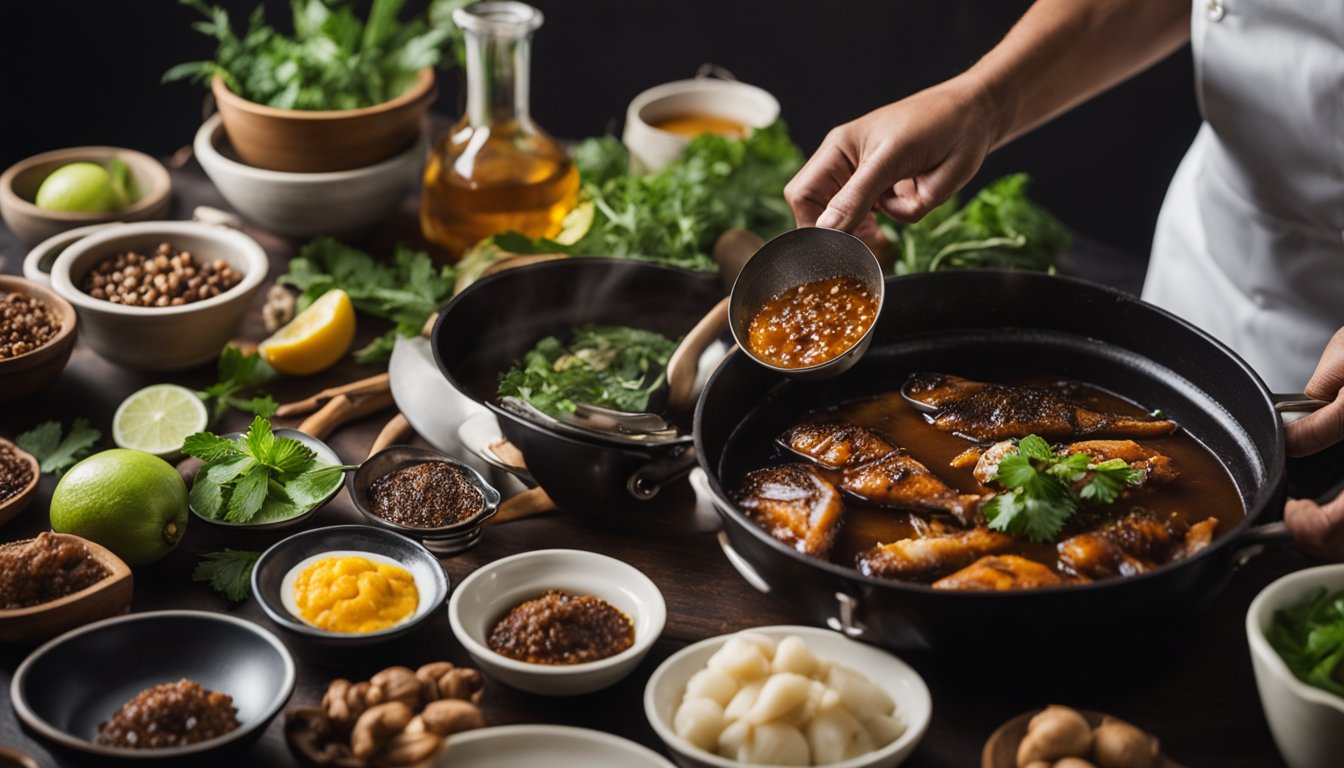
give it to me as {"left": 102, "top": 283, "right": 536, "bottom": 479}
{"left": 112, "top": 384, "right": 209, "bottom": 458}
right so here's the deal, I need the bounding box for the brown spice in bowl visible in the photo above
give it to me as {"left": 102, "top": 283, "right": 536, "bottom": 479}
{"left": 370, "top": 461, "right": 485, "bottom": 528}
{"left": 0, "top": 442, "right": 34, "bottom": 502}
{"left": 487, "top": 589, "right": 634, "bottom": 665}
{"left": 0, "top": 532, "right": 108, "bottom": 609}
{"left": 0, "top": 292, "right": 58, "bottom": 359}
{"left": 80, "top": 242, "right": 241, "bottom": 307}
{"left": 96, "top": 678, "right": 240, "bottom": 749}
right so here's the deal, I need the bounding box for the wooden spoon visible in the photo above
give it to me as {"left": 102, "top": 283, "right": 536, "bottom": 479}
{"left": 982, "top": 708, "right": 1189, "bottom": 768}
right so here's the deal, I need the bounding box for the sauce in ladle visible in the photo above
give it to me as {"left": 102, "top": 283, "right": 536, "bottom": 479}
{"left": 746, "top": 276, "right": 878, "bottom": 369}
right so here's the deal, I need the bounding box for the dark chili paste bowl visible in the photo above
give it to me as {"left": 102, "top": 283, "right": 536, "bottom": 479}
{"left": 348, "top": 445, "right": 501, "bottom": 555}
{"left": 10, "top": 610, "right": 294, "bottom": 763}
{"left": 447, "top": 548, "right": 666, "bottom": 696}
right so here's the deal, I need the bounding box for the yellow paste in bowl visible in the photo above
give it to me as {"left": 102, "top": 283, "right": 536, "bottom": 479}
{"left": 292, "top": 555, "right": 418, "bottom": 633}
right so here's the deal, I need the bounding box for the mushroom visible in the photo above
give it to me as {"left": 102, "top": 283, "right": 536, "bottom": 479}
{"left": 1016, "top": 705, "right": 1093, "bottom": 767}
{"left": 1092, "top": 716, "right": 1160, "bottom": 768}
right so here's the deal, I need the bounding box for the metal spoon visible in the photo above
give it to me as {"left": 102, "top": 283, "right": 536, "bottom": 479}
{"left": 727, "top": 227, "right": 886, "bottom": 381}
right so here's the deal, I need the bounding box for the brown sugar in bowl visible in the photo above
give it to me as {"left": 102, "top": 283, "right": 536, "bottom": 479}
{"left": 0, "top": 437, "right": 40, "bottom": 526}
{"left": 0, "top": 533, "right": 133, "bottom": 645}
{"left": 0, "top": 275, "right": 77, "bottom": 400}
{"left": 211, "top": 68, "right": 436, "bottom": 173}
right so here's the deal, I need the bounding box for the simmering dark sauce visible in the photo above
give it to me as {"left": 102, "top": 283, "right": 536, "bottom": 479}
{"left": 757, "top": 379, "right": 1244, "bottom": 579}
{"left": 746, "top": 276, "right": 878, "bottom": 369}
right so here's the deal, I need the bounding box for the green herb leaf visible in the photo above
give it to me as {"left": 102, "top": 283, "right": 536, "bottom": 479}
{"left": 181, "top": 432, "right": 243, "bottom": 464}
{"left": 16, "top": 418, "right": 102, "bottom": 475}
{"left": 1267, "top": 587, "right": 1344, "bottom": 697}
{"left": 199, "top": 346, "right": 277, "bottom": 423}
{"left": 1078, "top": 459, "right": 1145, "bottom": 504}
{"left": 192, "top": 549, "right": 261, "bottom": 602}
{"left": 226, "top": 463, "right": 271, "bottom": 522}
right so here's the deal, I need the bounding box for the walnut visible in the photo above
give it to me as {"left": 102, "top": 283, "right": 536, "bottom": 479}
{"left": 285, "top": 707, "right": 363, "bottom": 767}
{"left": 415, "top": 699, "right": 485, "bottom": 736}
{"left": 371, "top": 732, "right": 444, "bottom": 767}
{"left": 351, "top": 702, "right": 413, "bottom": 759}
{"left": 322, "top": 679, "right": 371, "bottom": 734}
{"left": 368, "top": 667, "right": 421, "bottom": 710}
{"left": 414, "top": 662, "right": 483, "bottom": 705}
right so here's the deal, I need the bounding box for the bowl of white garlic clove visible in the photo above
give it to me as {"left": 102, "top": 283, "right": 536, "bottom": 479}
{"left": 643, "top": 625, "right": 931, "bottom": 768}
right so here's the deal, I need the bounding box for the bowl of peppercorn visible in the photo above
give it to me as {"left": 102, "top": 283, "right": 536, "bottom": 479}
{"left": 0, "top": 275, "right": 78, "bottom": 399}
{"left": 48, "top": 220, "right": 269, "bottom": 371}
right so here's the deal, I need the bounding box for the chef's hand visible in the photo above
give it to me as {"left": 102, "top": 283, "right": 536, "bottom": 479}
{"left": 784, "top": 78, "right": 999, "bottom": 232}
{"left": 1284, "top": 327, "right": 1344, "bottom": 560}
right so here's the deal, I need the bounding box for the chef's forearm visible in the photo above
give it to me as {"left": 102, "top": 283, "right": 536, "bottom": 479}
{"left": 960, "top": 0, "right": 1191, "bottom": 149}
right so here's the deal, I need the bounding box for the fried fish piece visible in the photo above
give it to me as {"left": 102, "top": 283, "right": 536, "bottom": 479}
{"left": 856, "top": 527, "right": 1015, "bottom": 581}
{"left": 904, "top": 373, "right": 1178, "bottom": 441}
{"left": 732, "top": 463, "right": 845, "bottom": 558}
{"left": 1057, "top": 509, "right": 1215, "bottom": 579}
{"left": 932, "top": 554, "right": 1076, "bottom": 591}
{"left": 971, "top": 438, "right": 1179, "bottom": 487}
{"left": 841, "top": 451, "right": 984, "bottom": 526}
{"left": 779, "top": 422, "right": 898, "bottom": 469}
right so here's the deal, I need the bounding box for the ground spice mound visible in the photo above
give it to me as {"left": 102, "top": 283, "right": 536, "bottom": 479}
{"left": 0, "top": 532, "right": 108, "bottom": 609}
{"left": 0, "top": 442, "right": 33, "bottom": 502}
{"left": 370, "top": 461, "right": 485, "bottom": 527}
{"left": 487, "top": 589, "right": 634, "bottom": 665}
{"left": 96, "top": 678, "right": 240, "bottom": 749}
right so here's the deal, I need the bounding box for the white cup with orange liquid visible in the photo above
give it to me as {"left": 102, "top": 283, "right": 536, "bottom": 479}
{"left": 622, "top": 68, "right": 781, "bottom": 173}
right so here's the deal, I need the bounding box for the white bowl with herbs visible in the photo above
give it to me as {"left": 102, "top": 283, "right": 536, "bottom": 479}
{"left": 48, "top": 221, "right": 268, "bottom": 371}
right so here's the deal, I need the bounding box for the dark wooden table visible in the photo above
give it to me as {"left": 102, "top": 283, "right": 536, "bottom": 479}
{"left": 0, "top": 157, "right": 1318, "bottom": 767}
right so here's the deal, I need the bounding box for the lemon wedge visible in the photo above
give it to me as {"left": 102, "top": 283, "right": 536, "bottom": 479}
{"left": 554, "top": 199, "right": 594, "bottom": 246}
{"left": 112, "top": 384, "right": 209, "bottom": 458}
{"left": 259, "top": 288, "right": 356, "bottom": 376}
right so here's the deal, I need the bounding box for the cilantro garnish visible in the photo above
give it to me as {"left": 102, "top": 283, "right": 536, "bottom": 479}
{"left": 182, "top": 416, "right": 351, "bottom": 524}
{"left": 16, "top": 419, "right": 102, "bottom": 475}
{"left": 192, "top": 549, "right": 261, "bottom": 603}
{"left": 198, "top": 345, "right": 278, "bottom": 423}
{"left": 983, "top": 434, "right": 1145, "bottom": 542}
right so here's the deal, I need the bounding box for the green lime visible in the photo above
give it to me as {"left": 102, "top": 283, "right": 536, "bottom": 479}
{"left": 34, "top": 162, "right": 121, "bottom": 212}
{"left": 50, "top": 449, "right": 188, "bottom": 566}
{"left": 112, "top": 384, "right": 209, "bottom": 458}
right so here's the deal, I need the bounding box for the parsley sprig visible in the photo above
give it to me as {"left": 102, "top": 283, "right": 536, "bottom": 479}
{"left": 182, "top": 416, "right": 351, "bottom": 524}
{"left": 16, "top": 419, "right": 102, "bottom": 475}
{"left": 198, "top": 345, "right": 279, "bottom": 424}
{"left": 193, "top": 549, "right": 261, "bottom": 603}
{"left": 982, "top": 435, "right": 1144, "bottom": 542}
{"left": 1267, "top": 587, "right": 1344, "bottom": 697}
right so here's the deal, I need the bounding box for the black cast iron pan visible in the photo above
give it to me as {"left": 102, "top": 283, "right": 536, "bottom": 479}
{"left": 434, "top": 258, "right": 724, "bottom": 514}
{"left": 694, "top": 269, "right": 1321, "bottom": 649}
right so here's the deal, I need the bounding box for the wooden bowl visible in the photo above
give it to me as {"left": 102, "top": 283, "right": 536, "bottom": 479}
{"left": 0, "top": 437, "right": 40, "bottom": 526}
{"left": 983, "top": 708, "right": 1187, "bottom": 768}
{"left": 212, "top": 68, "right": 436, "bottom": 173}
{"left": 0, "top": 275, "right": 78, "bottom": 400}
{"left": 0, "top": 533, "right": 133, "bottom": 645}
{"left": 0, "top": 146, "right": 172, "bottom": 246}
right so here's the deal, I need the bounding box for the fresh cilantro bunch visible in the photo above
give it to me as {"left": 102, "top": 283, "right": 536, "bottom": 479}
{"left": 982, "top": 435, "right": 1143, "bottom": 542}
{"left": 1267, "top": 587, "right": 1344, "bottom": 697}
{"left": 198, "top": 345, "right": 278, "bottom": 423}
{"left": 182, "top": 416, "right": 350, "bottom": 525}
{"left": 476, "top": 121, "right": 804, "bottom": 273}
{"left": 878, "top": 173, "right": 1072, "bottom": 275}
{"left": 164, "top": 0, "right": 469, "bottom": 110}
{"left": 16, "top": 419, "right": 101, "bottom": 475}
{"left": 279, "top": 238, "right": 456, "bottom": 363}
{"left": 497, "top": 325, "right": 679, "bottom": 417}
{"left": 193, "top": 549, "right": 261, "bottom": 603}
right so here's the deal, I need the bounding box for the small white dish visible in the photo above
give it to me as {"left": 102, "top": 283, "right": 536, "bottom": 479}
{"left": 623, "top": 76, "right": 780, "bottom": 173}
{"left": 440, "top": 724, "right": 676, "bottom": 767}
{"left": 22, "top": 222, "right": 116, "bottom": 286}
{"left": 1247, "top": 563, "right": 1344, "bottom": 768}
{"left": 447, "top": 549, "right": 665, "bottom": 696}
{"left": 194, "top": 113, "right": 425, "bottom": 239}
{"left": 644, "top": 625, "right": 931, "bottom": 768}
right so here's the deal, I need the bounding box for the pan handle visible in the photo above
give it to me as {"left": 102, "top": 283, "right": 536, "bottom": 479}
{"left": 716, "top": 530, "right": 773, "bottom": 594}
{"left": 1273, "top": 392, "right": 1329, "bottom": 424}
{"left": 627, "top": 446, "right": 699, "bottom": 501}
{"left": 1229, "top": 521, "right": 1293, "bottom": 569}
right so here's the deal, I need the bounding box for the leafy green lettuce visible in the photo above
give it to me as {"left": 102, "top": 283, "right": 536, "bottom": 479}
{"left": 1268, "top": 587, "right": 1344, "bottom": 697}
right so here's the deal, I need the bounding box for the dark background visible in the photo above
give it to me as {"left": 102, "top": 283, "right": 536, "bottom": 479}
{"left": 0, "top": 0, "right": 1201, "bottom": 258}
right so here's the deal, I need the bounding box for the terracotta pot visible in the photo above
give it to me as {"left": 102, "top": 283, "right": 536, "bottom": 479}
{"left": 212, "top": 68, "right": 437, "bottom": 173}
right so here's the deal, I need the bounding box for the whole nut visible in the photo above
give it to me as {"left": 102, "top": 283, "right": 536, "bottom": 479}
{"left": 372, "top": 732, "right": 444, "bottom": 767}
{"left": 352, "top": 701, "right": 413, "bottom": 758}
{"left": 369, "top": 667, "right": 422, "bottom": 710}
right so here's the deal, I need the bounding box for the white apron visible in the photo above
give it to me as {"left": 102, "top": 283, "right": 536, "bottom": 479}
{"left": 1142, "top": 0, "right": 1344, "bottom": 392}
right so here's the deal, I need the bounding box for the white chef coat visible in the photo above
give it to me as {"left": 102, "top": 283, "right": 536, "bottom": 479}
{"left": 1142, "top": 0, "right": 1344, "bottom": 392}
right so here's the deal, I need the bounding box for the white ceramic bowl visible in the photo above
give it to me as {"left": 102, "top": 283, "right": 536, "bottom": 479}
{"left": 23, "top": 223, "right": 117, "bottom": 286}
{"left": 440, "top": 724, "right": 676, "bottom": 767}
{"left": 1247, "top": 563, "right": 1344, "bottom": 768}
{"left": 447, "top": 549, "right": 666, "bottom": 696}
{"left": 49, "top": 220, "right": 268, "bottom": 371}
{"left": 644, "top": 625, "right": 931, "bottom": 768}
{"left": 194, "top": 112, "right": 425, "bottom": 239}
{"left": 623, "top": 77, "right": 780, "bottom": 173}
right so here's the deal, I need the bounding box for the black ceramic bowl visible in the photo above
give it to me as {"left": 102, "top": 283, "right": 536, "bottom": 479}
{"left": 10, "top": 610, "right": 294, "bottom": 761}
{"left": 251, "top": 525, "right": 449, "bottom": 647}
{"left": 347, "top": 445, "right": 501, "bottom": 555}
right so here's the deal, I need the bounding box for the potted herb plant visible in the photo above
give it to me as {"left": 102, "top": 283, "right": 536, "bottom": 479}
{"left": 166, "top": 0, "right": 468, "bottom": 173}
